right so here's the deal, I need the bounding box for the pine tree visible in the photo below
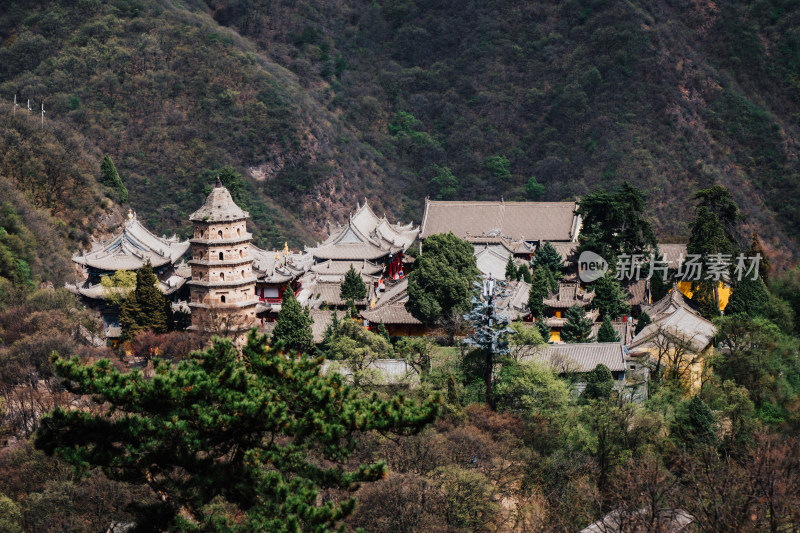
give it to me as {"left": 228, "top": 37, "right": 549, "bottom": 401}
{"left": 120, "top": 261, "right": 167, "bottom": 340}
{"left": 273, "top": 289, "right": 314, "bottom": 355}
{"left": 532, "top": 241, "right": 565, "bottom": 275}
{"left": 561, "top": 305, "right": 594, "bottom": 343}
{"left": 376, "top": 321, "right": 390, "bottom": 341}
{"left": 726, "top": 275, "right": 770, "bottom": 317}
{"left": 518, "top": 263, "right": 532, "bottom": 283}
{"left": 597, "top": 316, "right": 619, "bottom": 342}
{"left": 634, "top": 311, "right": 651, "bottom": 335}
{"left": 671, "top": 396, "right": 717, "bottom": 449}
{"left": 528, "top": 266, "right": 554, "bottom": 319}
{"left": 340, "top": 266, "right": 367, "bottom": 302}
{"left": 581, "top": 364, "right": 614, "bottom": 401}
{"left": 35, "top": 331, "right": 438, "bottom": 531}
{"left": 100, "top": 155, "right": 128, "bottom": 203}
{"left": 505, "top": 255, "right": 517, "bottom": 280}
{"left": 591, "top": 274, "right": 631, "bottom": 319}
{"left": 688, "top": 206, "right": 732, "bottom": 318}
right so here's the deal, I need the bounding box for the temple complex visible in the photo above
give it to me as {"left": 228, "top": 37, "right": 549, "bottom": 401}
{"left": 187, "top": 178, "right": 258, "bottom": 336}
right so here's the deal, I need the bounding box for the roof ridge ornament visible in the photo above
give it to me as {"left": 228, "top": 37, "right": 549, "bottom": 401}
{"left": 215, "top": 176, "right": 222, "bottom": 188}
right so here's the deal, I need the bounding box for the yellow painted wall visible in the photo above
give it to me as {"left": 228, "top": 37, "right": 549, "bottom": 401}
{"left": 549, "top": 330, "right": 561, "bottom": 343}
{"left": 677, "top": 281, "right": 732, "bottom": 311}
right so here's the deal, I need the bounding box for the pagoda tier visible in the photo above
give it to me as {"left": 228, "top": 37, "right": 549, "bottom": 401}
{"left": 187, "top": 179, "right": 258, "bottom": 335}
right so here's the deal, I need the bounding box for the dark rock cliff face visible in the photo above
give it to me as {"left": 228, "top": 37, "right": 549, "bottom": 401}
{"left": 1, "top": 0, "right": 799, "bottom": 262}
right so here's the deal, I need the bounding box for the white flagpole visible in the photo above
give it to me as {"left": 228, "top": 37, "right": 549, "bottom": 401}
{"left": 27, "top": 99, "right": 31, "bottom": 113}
{"left": 41, "top": 102, "right": 45, "bottom": 127}
{"left": 13, "top": 94, "right": 17, "bottom": 115}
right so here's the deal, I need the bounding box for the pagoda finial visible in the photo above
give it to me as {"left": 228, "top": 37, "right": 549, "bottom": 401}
{"left": 127, "top": 208, "right": 134, "bottom": 221}
{"left": 215, "top": 176, "right": 222, "bottom": 188}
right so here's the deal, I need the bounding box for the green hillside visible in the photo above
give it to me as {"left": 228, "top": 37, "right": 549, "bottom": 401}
{"left": 2, "top": 0, "right": 800, "bottom": 263}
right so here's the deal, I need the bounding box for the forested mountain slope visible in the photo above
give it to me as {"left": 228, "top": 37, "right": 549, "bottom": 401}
{"left": 1, "top": 0, "right": 799, "bottom": 262}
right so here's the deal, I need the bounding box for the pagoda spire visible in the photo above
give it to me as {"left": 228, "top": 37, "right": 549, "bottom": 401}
{"left": 215, "top": 176, "right": 222, "bottom": 188}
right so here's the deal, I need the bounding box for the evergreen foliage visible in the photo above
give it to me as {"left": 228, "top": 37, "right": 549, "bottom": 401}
{"left": 726, "top": 275, "right": 770, "bottom": 317}
{"left": 100, "top": 155, "right": 127, "bottom": 203}
{"left": 581, "top": 364, "right": 615, "bottom": 401}
{"left": 713, "top": 315, "right": 800, "bottom": 412}
{"left": 340, "top": 266, "right": 367, "bottom": 302}
{"left": 504, "top": 255, "right": 517, "bottom": 281}
{"left": 532, "top": 241, "right": 565, "bottom": 276}
{"left": 561, "top": 305, "right": 594, "bottom": 343}
{"left": 671, "top": 396, "right": 718, "bottom": 449}
{"left": 693, "top": 185, "right": 743, "bottom": 248}
{"left": 430, "top": 165, "right": 458, "bottom": 200}
{"left": 597, "top": 316, "right": 619, "bottom": 343}
{"left": 524, "top": 175, "right": 545, "bottom": 199}
{"left": 591, "top": 274, "right": 631, "bottom": 319}
{"left": 518, "top": 263, "right": 532, "bottom": 283}
{"left": 272, "top": 289, "right": 314, "bottom": 355}
{"left": 527, "top": 266, "right": 557, "bottom": 319}
{"left": 577, "top": 183, "right": 658, "bottom": 267}
{"left": 687, "top": 206, "right": 733, "bottom": 318}
{"left": 635, "top": 311, "right": 652, "bottom": 335}
{"left": 406, "top": 233, "right": 479, "bottom": 325}
{"left": 35, "top": 331, "right": 438, "bottom": 531}
{"left": 119, "top": 261, "right": 167, "bottom": 340}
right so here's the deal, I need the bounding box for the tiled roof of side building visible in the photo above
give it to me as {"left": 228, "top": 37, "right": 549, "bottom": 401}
{"left": 309, "top": 309, "right": 348, "bottom": 342}
{"left": 543, "top": 281, "right": 594, "bottom": 308}
{"left": 519, "top": 342, "right": 627, "bottom": 373}
{"left": 420, "top": 199, "right": 580, "bottom": 242}
{"left": 628, "top": 306, "right": 716, "bottom": 353}
{"left": 189, "top": 180, "right": 249, "bottom": 222}
{"left": 659, "top": 243, "right": 688, "bottom": 269}
{"left": 72, "top": 214, "right": 190, "bottom": 271}
{"left": 361, "top": 303, "right": 422, "bottom": 325}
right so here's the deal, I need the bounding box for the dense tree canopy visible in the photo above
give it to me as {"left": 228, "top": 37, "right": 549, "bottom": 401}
{"left": 406, "top": 233, "right": 479, "bottom": 326}
{"left": 35, "top": 331, "right": 439, "bottom": 531}
{"left": 577, "top": 183, "right": 658, "bottom": 268}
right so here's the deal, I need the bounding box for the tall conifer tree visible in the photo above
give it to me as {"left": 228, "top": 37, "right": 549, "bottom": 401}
{"left": 561, "top": 305, "right": 594, "bottom": 343}
{"left": 273, "top": 289, "right": 314, "bottom": 355}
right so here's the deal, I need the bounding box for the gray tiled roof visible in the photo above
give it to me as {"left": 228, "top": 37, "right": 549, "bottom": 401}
{"left": 308, "top": 202, "right": 419, "bottom": 261}
{"left": 72, "top": 215, "right": 189, "bottom": 271}
{"left": 519, "top": 342, "right": 627, "bottom": 373}
{"left": 543, "top": 281, "right": 594, "bottom": 308}
{"left": 420, "top": 199, "right": 580, "bottom": 242}
{"left": 309, "top": 309, "right": 348, "bottom": 342}
{"left": 189, "top": 182, "right": 248, "bottom": 222}
{"left": 629, "top": 306, "right": 715, "bottom": 353}
{"left": 659, "top": 243, "right": 688, "bottom": 269}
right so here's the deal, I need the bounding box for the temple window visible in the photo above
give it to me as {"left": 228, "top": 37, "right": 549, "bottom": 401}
{"left": 218, "top": 230, "right": 223, "bottom": 239}
{"left": 219, "top": 251, "right": 224, "bottom": 260}
{"left": 220, "top": 272, "right": 225, "bottom": 281}
{"left": 221, "top": 295, "right": 226, "bottom": 303}
{"left": 200, "top": 229, "right": 204, "bottom": 238}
